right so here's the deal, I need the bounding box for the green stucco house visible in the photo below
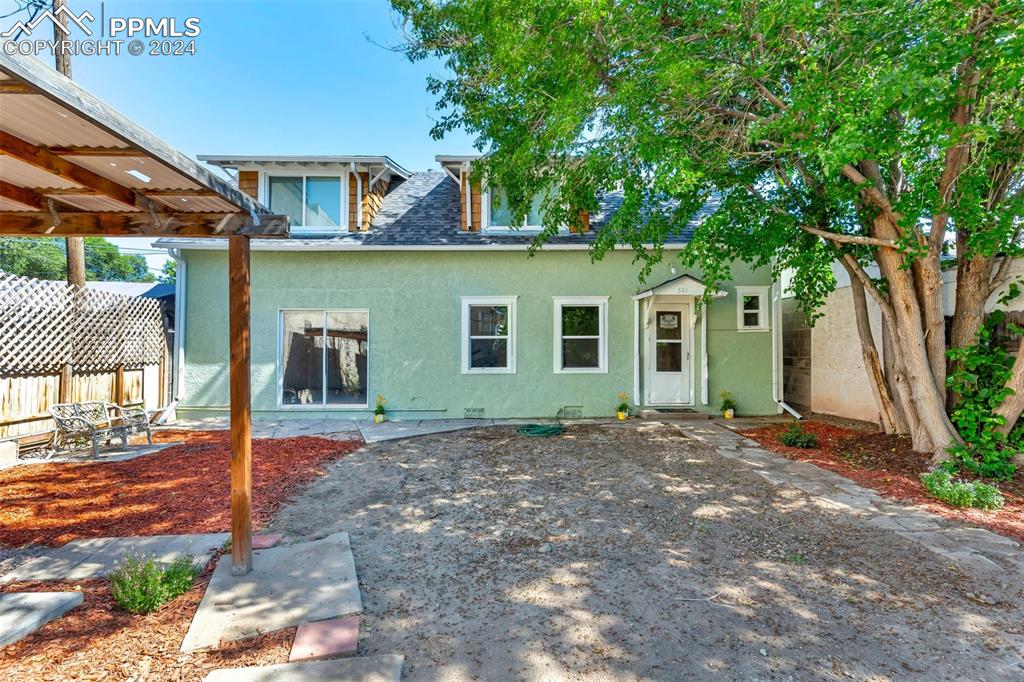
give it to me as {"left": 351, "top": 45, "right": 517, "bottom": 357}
{"left": 157, "top": 155, "right": 785, "bottom": 421}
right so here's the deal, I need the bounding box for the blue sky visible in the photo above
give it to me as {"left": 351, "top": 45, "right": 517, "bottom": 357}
{"left": 0, "top": 0, "right": 475, "bottom": 271}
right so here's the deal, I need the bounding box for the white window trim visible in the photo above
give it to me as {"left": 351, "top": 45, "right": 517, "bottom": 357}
{"left": 481, "top": 186, "right": 569, "bottom": 234}
{"left": 735, "top": 286, "right": 770, "bottom": 332}
{"left": 260, "top": 170, "right": 349, "bottom": 234}
{"left": 461, "top": 296, "right": 518, "bottom": 374}
{"left": 277, "top": 308, "right": 369, "bottom": 410}
{"left": 553, "top": 296, "right": 609, "bottom": 374}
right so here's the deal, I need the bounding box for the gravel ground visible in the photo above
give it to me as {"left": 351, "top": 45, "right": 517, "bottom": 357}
{"left": 270, "top": 422, "right": 1024, "bottom": 681}
{"left": 0, "top": 544, "right": 41, "bottom": 578}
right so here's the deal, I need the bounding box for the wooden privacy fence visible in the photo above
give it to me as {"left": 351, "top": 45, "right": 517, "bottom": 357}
{"left": 0, "top": 273, "right": 169, "bottom": 440}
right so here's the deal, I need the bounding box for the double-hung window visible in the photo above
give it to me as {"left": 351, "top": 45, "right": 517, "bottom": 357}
{"left": 279, "top": 310, "right": 368, "bottom": 407}
{"left": 267, "top": 174, "right": 346, "bottom": 233}
{"left": 553, "top": 297, "right": 608, "bottom": 373}
{"left": 461, "top": 297, "right": 517, "bottom": 373}
{"left": 735, "top": 286, "right": 769, "bottom": 331}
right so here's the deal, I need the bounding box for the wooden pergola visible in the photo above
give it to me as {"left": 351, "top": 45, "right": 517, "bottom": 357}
{"left": 0, "top": 53, "right": 288, "bottom": 574}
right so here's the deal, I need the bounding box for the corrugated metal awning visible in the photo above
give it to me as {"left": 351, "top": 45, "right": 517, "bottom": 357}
{"left": 0, "top": 53, "right": 288, "bottom": 237}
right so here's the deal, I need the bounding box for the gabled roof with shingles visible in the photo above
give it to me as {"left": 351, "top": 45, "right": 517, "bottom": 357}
{"left": 157, "top": 171, "right": 717, "bottom": 250}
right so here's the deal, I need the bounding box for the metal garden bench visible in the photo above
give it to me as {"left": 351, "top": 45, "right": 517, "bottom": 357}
{"left": 49, "top": 401, "right": 152, "bottom": 457}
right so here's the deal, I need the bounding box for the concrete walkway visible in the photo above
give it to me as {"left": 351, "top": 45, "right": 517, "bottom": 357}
{"left": 679, "top": 422, "right": 1024, "bottom": 577}
{"left": 0, "top": 592, "right": 83, "bottom": 649}
{"left": 0, "top": 533, "right": 228, "bottom": 584}
{"left": 181, "top": 532, "right": 361, "bottom": 652}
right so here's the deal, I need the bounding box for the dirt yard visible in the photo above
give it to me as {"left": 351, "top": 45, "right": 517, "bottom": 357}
{"left": 270, "top": 422, "right": 1024, "bottom": 681}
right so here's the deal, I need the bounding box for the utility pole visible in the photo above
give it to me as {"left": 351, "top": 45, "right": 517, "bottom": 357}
{"left": 52, "top": 0, "right": 86, "bottom": 288}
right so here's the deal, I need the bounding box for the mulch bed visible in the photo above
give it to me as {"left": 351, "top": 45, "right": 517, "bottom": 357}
{"left": 0, "top": 556, "right": 295, "bottom": 682}
{"left": 0, "top": 431, "right": 362, "bottom": 548}
{"left": 740, "top": 420, "right": 1024, "bottom": 543}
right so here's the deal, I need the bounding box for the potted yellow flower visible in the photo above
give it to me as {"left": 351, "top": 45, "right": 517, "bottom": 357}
{"left": 374, "top": 394, "right": 387, "bottom": 424}
{"left": 616, "top": 392, "right": 631, "bottom": 420}
{"left": 719, "top": 391, "right": 737, "bottom": 419}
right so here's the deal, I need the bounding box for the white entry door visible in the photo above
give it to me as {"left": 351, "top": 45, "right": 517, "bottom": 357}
{"left": 646, "top": 303, "right": 690, "bottom": 405}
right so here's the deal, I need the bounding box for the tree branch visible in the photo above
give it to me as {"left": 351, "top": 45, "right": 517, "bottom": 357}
{"left": 800, "top": 224, "right": 897, "bottom": 249}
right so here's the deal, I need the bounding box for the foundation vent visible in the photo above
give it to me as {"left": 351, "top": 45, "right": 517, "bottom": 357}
{"left": 464, "top": 407, "right": 486, "bottom": 419}
{"left": 561, "top": 406, "right": 584, "bottom": 419}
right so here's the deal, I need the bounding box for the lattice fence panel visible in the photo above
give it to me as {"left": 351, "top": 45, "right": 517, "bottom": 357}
{"left": 0, "top": 273, "right": 166, "bottom": 375}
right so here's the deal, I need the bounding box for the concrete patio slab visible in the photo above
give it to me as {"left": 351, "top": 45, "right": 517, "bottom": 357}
{"left": 289, "top": 614, "right": 359, "bottom": 662}
{"left": 181, "top": 531, "right": 361, "bottom": 652}
{"left": 0, "top": 533, "right": 228, "bottom": 583}
{"left": 203, "top": 654, "right": 403, "bottom": 682}
{"left": 0, "top": 591, "right": 83, "bottom": 648}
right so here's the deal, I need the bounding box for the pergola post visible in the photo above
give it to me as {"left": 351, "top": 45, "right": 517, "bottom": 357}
{"left": 228, "top": 235, "right": 253, "bottom": 574}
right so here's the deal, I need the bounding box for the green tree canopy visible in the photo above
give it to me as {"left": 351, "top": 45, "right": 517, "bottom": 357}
{"left": 394, "top": 0, "right": 1024, "bottom": 459}
{"left": 0, "top": 238, "right": 155, "bottom": 283}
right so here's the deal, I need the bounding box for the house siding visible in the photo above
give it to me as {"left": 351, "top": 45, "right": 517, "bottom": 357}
{"left": 178, "top": 249, "right": 777, "bottom": 420}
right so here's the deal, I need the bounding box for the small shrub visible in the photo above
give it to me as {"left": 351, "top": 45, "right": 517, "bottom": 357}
{"left": 719, "top": 391, "right": 737, "bottom": 413}
{"left": 779, "top": 424, "right": 818, "bottom": 449}
{"left": 920, "top": 470, "right": 1005, "bottom": 511}
{"left": 109, "top": 554, "right": 198, "bottom": 614}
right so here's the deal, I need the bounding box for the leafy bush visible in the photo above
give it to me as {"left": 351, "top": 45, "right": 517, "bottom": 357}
{"left": 920, "top": 470, "right": 1005, "bottom": 511}
{"left": 946, "top": 311, "right": 1020, "bottom": 480}
{"left": 719, "top": 391, "right": 737, "bottom": 412}
{"left": 779, "top": 424, "right": 818, "bottom": 448}
{"left": 109, "top": 554, "right": 198, "bottom": 613}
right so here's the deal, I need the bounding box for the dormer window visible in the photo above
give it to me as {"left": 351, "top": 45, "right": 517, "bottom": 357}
{"left": 268, "top": 175, "right": 345, "bottom": 233}
{"left": 485, "top": 188, "right": 546, "bottom": 231}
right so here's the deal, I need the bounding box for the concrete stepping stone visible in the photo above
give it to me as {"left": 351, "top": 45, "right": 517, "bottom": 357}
{"left": 203, "top": 654, "right": 403, "bottom": 682}
{"left": 1, "top": 533, "right": 228, "bottom": 584}
{"left": 181, "top": 531, "right": 361, "bottom": 652}
{"left": 0, "top": 591, "right": 83, "bottom": 648}
{"left": 289, "top": 615, "right": 359, "bottom": 662}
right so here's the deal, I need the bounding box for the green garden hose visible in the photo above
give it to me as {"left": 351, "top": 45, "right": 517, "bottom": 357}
{"left": 516, "top": 423, "right": 565, "bottom": 437}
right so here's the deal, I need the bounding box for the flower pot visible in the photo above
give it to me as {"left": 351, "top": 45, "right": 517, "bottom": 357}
{"left": 723, "top": 409, "right": 734, "bottom": 419}
{"left": 617, "top": 411, "right": 628, "bottom": 420}
{"left": 374, "top": 413, "right": 386, "bottom": 424}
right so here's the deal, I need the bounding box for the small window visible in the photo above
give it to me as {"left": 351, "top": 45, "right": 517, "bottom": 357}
{"left": 483, "top": 187, "right": 557, "bottom": 232}
{"left": 280, "top": 310, "right": 368, "bottom": 407}
{"left": 735, "top": 286, "right": 769, "bottom": 331}
{"left": 553, "top": 297, "right": 608, "bottom": 373}
{"left": 462, "top": 297, "right": 517, "bottom": 373}
{"left": 267, "top": 174, "right": 345, "bottom": 231}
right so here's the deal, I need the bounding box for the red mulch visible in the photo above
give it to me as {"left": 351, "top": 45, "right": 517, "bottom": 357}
{"left": 0, "top": 557, "right": 295, "bottom": 681}
{"left": 740, "top": 420, "right": 1024, "bottom": 543}
{"left": 0, "top": 431, "right": 362, "bottom": 548}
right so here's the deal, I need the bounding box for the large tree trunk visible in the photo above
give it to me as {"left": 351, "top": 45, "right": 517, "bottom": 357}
{"left": 949, "top": 246, "right": 993, "bottom": 353}
{"left": 995, "top": 336, "right": 1024, "bottom": 435}
{"left": 913, "top": 247, "right": 948, "bottom": 396}
{"left": 871, "top": 215, "right": 961, "bottom": 458}
{"left": 843, "top": 259, "right": 900, "bottom": 434}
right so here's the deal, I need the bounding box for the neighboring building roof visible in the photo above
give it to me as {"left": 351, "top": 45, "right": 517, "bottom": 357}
{"left": 157, "top": 171, "right": 717, "bottom": 251}
{"left": 85, "top": 281, "right": 174, "bottom": 299}
{"left": 198, "top": 155, "right": 412, "bottom": 179}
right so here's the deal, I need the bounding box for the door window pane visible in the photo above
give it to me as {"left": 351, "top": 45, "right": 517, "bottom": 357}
{"left": 269, "top": 177, "right": 303, "bottom": 226}
{"left": 305, "top": 177, "right": 341, "bottom": 227}
{"left": 562, "top": 306, "right": 599, "bottom": 336}
{"left": 324, "top": 311, "right": 368, "bottom": 405}
{"left": 281, "top": 312, "right": 324, "bottom": 405}
{"left": 656, "top": 311, "right": 682, "bottom": 340}
{"left": 656, "top": 342, "right": 683, "bottom": 372}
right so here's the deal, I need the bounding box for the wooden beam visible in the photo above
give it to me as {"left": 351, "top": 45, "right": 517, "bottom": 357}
{"left": 0, "top": 211, "right": 290, "bottom": 237}
{"left": 0, "top": 82, "right": 35, "bottom": 94}
{"left": 0, "top": 130, "right": 138, "bottom": 209}
{"left": 140, "top": 189, "right": 219, "bottom": 197}
{"left": 0, "top": 180, "right": 43, "bottom": 210}
{"left": 228, "top": 235, "right": 253, "bottom": 575}
{"left": 46, "top": 146, "right": 143, "bottom": 156}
